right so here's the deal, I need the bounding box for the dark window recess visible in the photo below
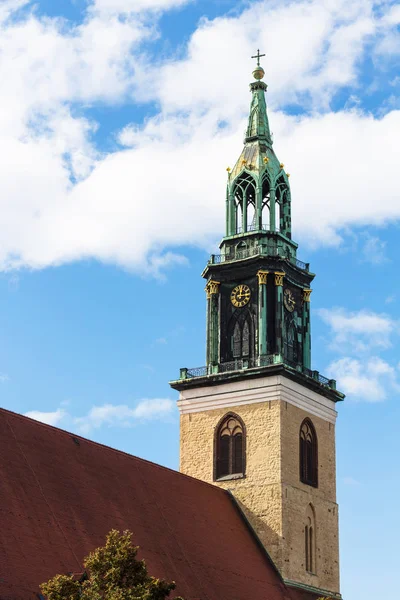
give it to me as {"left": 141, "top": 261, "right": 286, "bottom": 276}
{"left": 233, "top": 322, "right": 241, "bottom": 358}
{"left": 300, "top": 419, "right": 318, "bottom": 487}
{"left": 305, "top": 518, "right": 315, "bottom": 573}
{"left": 218, "top": 435, "right": 230, "bottom": 477}
{"left": 242, "top": 322, "right": 250, "bottom": 356}
{"left": 305, "top": 525, "right": 309, "bottom": 572}
{"left": 284, "top": 321, "right": 298, "bottom": 364}
{"left": 216, "top": 416, "right": 245, "bottom": 479}
{"left": 231, "top": 316, "right": 252, "bottom": 359}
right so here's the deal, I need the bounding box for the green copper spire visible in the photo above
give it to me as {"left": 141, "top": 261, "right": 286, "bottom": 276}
{"left": 225, "top": 54, "right": 291, "bottom": 242}
{"left": 245, "top": 79, "right": 272, "bottom": 145}
{"left": 245, "top": 52, "right": 272, "bottom": 145}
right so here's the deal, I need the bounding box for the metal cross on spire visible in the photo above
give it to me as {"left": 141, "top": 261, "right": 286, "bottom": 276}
{"left": 251, "top": 49, "right": 265, "bottom": 67}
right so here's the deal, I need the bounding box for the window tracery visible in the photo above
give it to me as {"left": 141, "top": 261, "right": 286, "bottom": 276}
{"left": 284, "top": 320, "right": 298, "bottom": 365}
{"left": 233, "top": 173, "right": 256, "bottom": 233}
{"left": 229, "top": 313, "right": 253, "bottom": 360}
{"left": 215, "top": 414, "right": 245, "bottom": 479}
{"left": 300, "top": 419, "right": 318, "bottom": 487}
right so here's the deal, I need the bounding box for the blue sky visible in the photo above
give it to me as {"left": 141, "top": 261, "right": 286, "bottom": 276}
{"left": 0, "top": 0, "right": 399, "bottom": 597}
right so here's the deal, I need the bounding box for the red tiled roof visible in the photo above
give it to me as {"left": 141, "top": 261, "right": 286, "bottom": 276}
{"left": 0, "top": 408, "right": 317, "bottom": 600}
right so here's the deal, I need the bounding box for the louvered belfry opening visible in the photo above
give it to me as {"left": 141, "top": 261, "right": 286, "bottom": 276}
{"left": 300, "top": 419, "right": 318, "bottom": 487}
{"left": 216, "top": 414, "right": 245, "bottom": 479}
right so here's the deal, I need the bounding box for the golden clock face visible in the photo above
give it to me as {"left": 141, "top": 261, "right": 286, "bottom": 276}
{"left": 231, "top": 284, "right": 251, "bottom": 308}
{"left": 284, "top": 288, "right": 296, "bottom": 312}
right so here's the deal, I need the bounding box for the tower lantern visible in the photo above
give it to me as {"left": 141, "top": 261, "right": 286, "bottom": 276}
{"left": 171, "top": 55, "right": 344, "bottom": 600}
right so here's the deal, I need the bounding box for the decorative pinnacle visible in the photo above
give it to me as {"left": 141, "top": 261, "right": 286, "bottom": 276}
{"left": 251, "top": 49, "right": 266, "bottom": 80}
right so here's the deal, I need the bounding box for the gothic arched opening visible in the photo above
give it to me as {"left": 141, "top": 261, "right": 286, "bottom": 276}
{"left": 284, "top": 319, "right": 299, "bottom": 366}
{"left": 300, "top": 419, "right": 318, "bottom": 487}
{"left": 276, "top": 176, "right": 291, "bottom": 238}
{"left": 228, "top": 310, "right": 254, "bottom": 361}
{"left": 215, "top": 413, "right": 246, "bottom": 479}
{"left": 261, "top": 172, "right": 271, "bottom": 230}
{"left": 233, "top": 173, "right": 256, "bottom": 234}
{"left": 305, "top": 504, "right": 316, "bottom": 573}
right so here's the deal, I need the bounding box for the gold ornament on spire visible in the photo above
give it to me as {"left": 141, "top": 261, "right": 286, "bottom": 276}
{"left": 251, "top": 49, "right": 266, "bottom": 80}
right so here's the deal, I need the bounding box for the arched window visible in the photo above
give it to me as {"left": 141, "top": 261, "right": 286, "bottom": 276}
{"left": 276, "top": 176, "right": 291, "bottom": 237}
{"left": 284, "top": 320, "right": 298, "bottom": 365}
{"left": 300, "top": 419, "right": 318, "bottom": 487}
{"left": 229, "top": 313, "right": 253, "bottom": 360}
{"left": 233, "top": 173, "right": 256, "bottom": 234}
{"left": 261, "top": 172, "right": 270, "bottom": 230}
{"left": 215, "top": 414, "right": 245, "bottom": 479}
{"left": 305, "top": 504, "right": 316, "bottom": 573}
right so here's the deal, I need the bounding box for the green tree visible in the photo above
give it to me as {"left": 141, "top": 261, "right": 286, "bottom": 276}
{"left": 41, "top": 530, "right": 184, "bottom": 600}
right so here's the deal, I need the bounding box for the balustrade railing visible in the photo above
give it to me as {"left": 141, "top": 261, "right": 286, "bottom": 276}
{"left": 179, "top": 356, "right": 336, "bottom": 390}
{"left": 290, "top": 257, "right": 310, "bottom": 271}
{"left": 186, "top": 366, "right": 208, "bottom": 378}
{"left": 208, "top": 246, "right": 309, "bottom": 271}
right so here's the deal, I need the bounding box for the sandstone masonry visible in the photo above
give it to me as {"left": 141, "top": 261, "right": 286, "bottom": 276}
{"left": 178, "top": 374, "right": 341, "bottom": 597}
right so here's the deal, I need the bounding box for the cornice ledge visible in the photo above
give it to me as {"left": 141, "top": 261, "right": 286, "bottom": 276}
{"left": 284, "top": 578, "right": 342, "bottom": 599}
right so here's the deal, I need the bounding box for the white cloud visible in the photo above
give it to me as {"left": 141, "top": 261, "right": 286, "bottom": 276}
{"left": 0, "top": 0, "right": 397, "bottom": 275}
{"left": 318, "top": 308, "right": 398, "bottom": 353}
{"left": 24, "top": 399, "right": 175, "bottom": 432}
{"left": 75, "top": 399, "right": 175, "bottom": 433}
{"left": 25, "top": 408, "right": 67, "bottom": 426}
{"left": 321, "top": 305, "right": 400, "bottom": 402}
{"left": 327, "top": 356, "right": 400, "bottom": 402}
{"left": 0, "top": 373, "right": 9, "bottom": 383}
{"left": 91, "top": 0, "right": 190, "bottom": 14}
{"left": 360, "top": 233, "right": 388, "bottom": 265}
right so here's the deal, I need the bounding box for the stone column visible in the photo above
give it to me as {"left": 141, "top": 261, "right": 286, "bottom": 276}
{"left": 302, "top": 288, "right": 312, "bottom": 369}
{"left": 274, "top": 272, "right": 285, "bottom": 359}
{"left": 256, "top": 185, "right": 262, "bottom": 230}
{"left": 227, "top": 192, "right": 235, "bottom": 236}
{"left": 269, "top": 186, "right": 276, "bottom": 231}
{"left": 257, "top": 270, "right": 269, "bottom": 360}
{"left": 242, "top": 194, "right": 247, "bottom": 233}
{"left": 206, "top": 280, "right": 221, "bottom": 373}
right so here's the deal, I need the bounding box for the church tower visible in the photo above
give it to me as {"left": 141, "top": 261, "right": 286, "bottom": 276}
{"left": 170, "top": 53, "right": 344, "bottom": 599}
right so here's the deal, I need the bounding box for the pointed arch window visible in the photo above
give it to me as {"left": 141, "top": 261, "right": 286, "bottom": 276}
{"left": 261, "top": 172, "right": 271, "bottom": 230}
{"left": 233, "top": 173, "right": 256, "bottom": 234}
{"left": 230, "top": 314, "right": 252, "bottom": 360}
{"left": 300, "top": 419, "right": 318, "bottom": 487}
{"left": 215, "top": 414, "right": 245, "bottom": 479}
{"left": 305, "top": 504, "right": 316, "bottom": 573}
{"left": 284, "top": 320, "right": 298, "bottom": 365}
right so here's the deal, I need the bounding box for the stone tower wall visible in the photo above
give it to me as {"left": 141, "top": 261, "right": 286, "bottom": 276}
{"left": 178, "top": 375, "right": 340, "bottom": 596}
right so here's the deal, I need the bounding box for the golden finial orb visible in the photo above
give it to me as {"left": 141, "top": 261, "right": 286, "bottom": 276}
{"left": 226, "top": 167, "right": 231, "bottom": 172}
{"left": 253, "top": 66, "right": 265, "bottom": 81}
{"left": 263, "top": 156, "right": 269, "bottom": 164}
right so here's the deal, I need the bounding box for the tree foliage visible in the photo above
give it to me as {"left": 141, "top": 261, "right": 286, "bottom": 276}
{"left": 41, "top": 530, "right": 184, "bottom": 600}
